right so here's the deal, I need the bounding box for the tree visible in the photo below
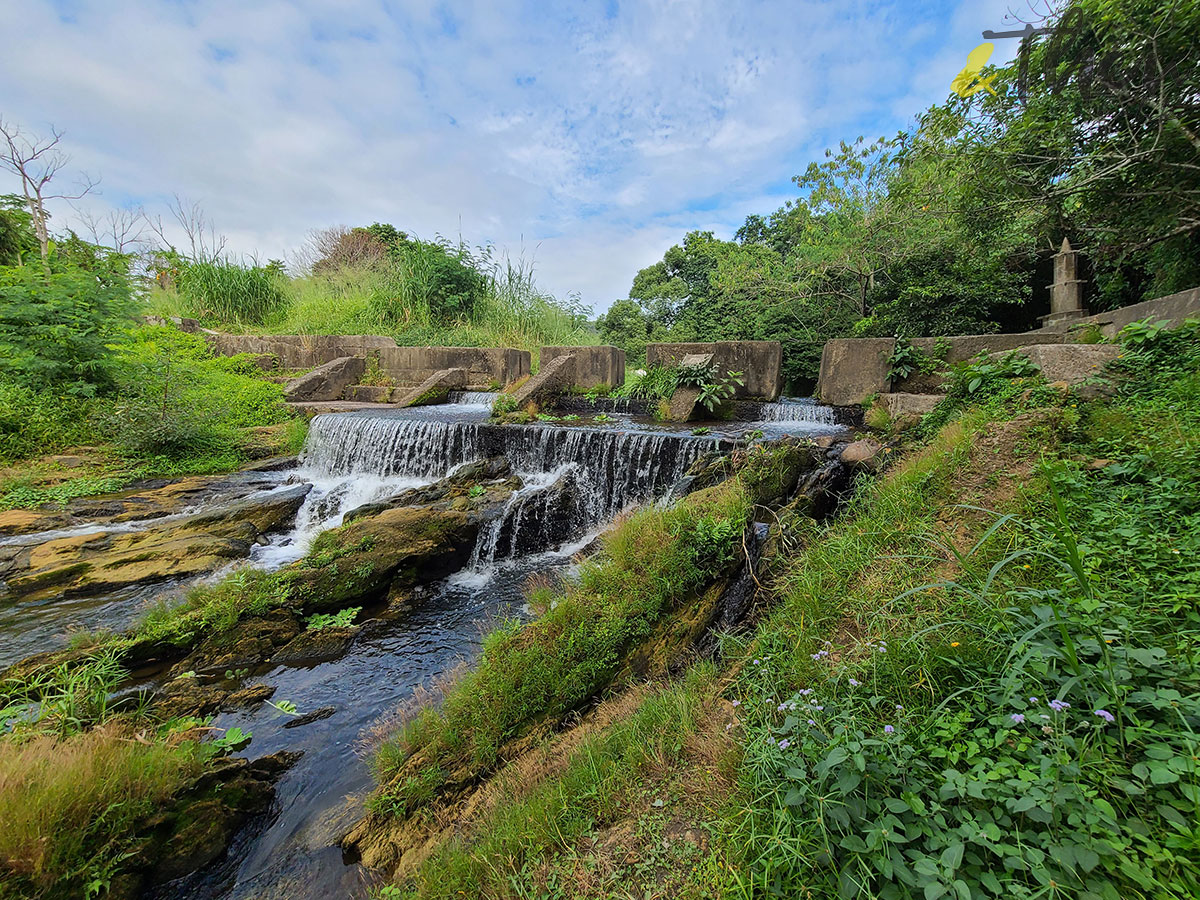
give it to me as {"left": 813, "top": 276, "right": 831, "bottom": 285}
{"left": 0, "top": 118, "right": 97, "bottom": 261}
{"left": 0, "top": 194, "right": 37, "bottom": 265}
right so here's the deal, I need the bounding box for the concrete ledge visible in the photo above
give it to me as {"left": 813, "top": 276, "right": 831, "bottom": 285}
{"left": 511, "top": 354, "right": 576, "bottom": 407}
{"left": 646, "top": 341, "right": 782, "bottom": 401}
{"left": 1041, "top": 287, "right": 1200, "bottom": 337}
{"left": 541, "top": 345, "right": 625, "bottom": 389}
{"left": 393, "top": 368, "right": 468, "bottom": 408}
{"left": 283, "top": 356, "right": 365, "bottom": 403}
{"left": 204, "top": 333, "right": 530, "bottom": 388}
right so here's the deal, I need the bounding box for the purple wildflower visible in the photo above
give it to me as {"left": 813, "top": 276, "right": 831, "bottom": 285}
{"left": 807, "top": 719, "right": 816, "bottom": 726}
{"left": 1028, "top": 696, "right": 1038, "bottom": 703}
{"left": 1094, "top": 709, "right": 1115, "bottom": 724}
{"left": 731, "top": 700, "right": 740, "bottom": 708}
{"left": 1011, "top": 713, "right": 1026, "bottom": 724}
{"left": 1048, "top": 699, "right": 1071, "bottom": 713}
{"left": 778, "top": 739, "right": 791, "bottom": 749}
{"left": 848, "top": 678, "right": 860, "bottom": 687}
{"left": 884, "top": 725, "right": 895, "bottom": 734}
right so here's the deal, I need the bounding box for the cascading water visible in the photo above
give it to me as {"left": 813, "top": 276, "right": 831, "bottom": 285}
{"left": 755, "top": 397, "right": 838, "bottom": 424}
{"left": 446, "top": 390, "right": 498, "bottom": 409}
{"left": 293, "top": 411, "right": 727, "bottom": 571}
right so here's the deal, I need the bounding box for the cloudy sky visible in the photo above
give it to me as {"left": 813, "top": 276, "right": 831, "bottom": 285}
{"left": 1, "top": 0, "right": 1022, "bottom": 312}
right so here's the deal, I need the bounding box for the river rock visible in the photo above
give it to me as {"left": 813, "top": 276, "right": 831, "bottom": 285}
{"left": 120, "top": 750, "right": 304, "bottom": 895}
{"left": 0, "top": 468, "right": 299, "bottom": 537}
{"left": 283, "top": 704, "right": 337, "bottom": 728}
{"left": 0, "top": 484, "right": 312, "bottom": 602}
{"left": 269, "top": 625, "right": 359, "bottom": 666}
{"left": 839, "top": 438, "right": 885, "bottom": 472}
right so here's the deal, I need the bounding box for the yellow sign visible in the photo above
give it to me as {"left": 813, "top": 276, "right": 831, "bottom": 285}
{"left": 951, "top": 42, "right": 999, "bottom": 98}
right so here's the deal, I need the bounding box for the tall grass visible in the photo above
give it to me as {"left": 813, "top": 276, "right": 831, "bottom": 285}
{"left": 175, "top": 261, "right": 290, "bottom": 325}
{"left": 0, "top": 726, "right": 208, "bottom": 899}
{"left": 149, "top": 251, "right": 596, "bottom": 358}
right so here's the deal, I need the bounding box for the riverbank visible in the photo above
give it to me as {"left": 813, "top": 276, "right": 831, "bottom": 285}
{"left": 357, "top": 321, "right": 1200, "bottom": 898}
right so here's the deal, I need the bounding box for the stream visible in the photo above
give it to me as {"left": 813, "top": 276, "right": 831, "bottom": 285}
{"left": 1, "top": 394, "right": 843, "bottom": 897}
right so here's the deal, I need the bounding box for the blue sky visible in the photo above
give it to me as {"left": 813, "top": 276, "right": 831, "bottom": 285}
{"left": 1, "top": 0, "right": 1021, "bottom": 312}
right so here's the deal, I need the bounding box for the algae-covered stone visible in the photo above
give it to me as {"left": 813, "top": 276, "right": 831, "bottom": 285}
{"left": 0, "top": 484, "right": 311, "bottom": 602}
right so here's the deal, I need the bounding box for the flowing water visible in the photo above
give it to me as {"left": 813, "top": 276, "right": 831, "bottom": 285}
{"left": 3, "top": 393, "right": 844, "bottom": 897}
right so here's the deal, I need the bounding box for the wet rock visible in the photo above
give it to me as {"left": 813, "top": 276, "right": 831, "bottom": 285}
{"left": 269, "top": 626, "right": 359, "bottom": 667}
{"left": 839, "top": 438, "right": 885, "bottom": 472}
{"left": 225, "top": 682, "right": 277, "bottom": 709}
{"left": 173, "top": 609, "right": 305, "bottom": 676}
{"left": 132, "top": 750, "right": 304, "bottom": 892}
{"left": 283, "top": 704, "right": 336, "bottom": 728}
{"left": 282, "top": 505, "right": 483, "bottom": 611}
{"left": 345, "top": 456, "right": 515, "bottom": 521}
{"left": 0, "top": 484, "right": 311, "bottom": 602}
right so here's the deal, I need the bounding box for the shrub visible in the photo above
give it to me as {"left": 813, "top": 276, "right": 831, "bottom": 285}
{"left": 176, "top": 260, "right": 291, "bottom": 325}
{"left": 0, "top": 381, "right": 92, "bottom": 463}
{"left": 0, "top": 264, "right": 133, "bottom": 390}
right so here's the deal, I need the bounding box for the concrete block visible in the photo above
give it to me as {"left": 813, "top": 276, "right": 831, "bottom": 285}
{"left": 646, "top": 341, "right": 782, "bottom": 400}
{"left": 816, "top": 339, "right": 894, "bottom": 407}
{"left": 664, "top": 386, "right": 702, "bottom": 422}
{"left": 346, "top": 385, "right": 393, "bottom": 403}
{"left": 882, "top": 393, "right": 942, "bottom": 418}
{"left": 511, "top": 353, "right": 576, "bottom": 407}
{"left": 987, "top": 344, "right": 1120, "bottom": 384}
{"left": 283, "top": 356, "right": 366, "bottom": 402}
{"left": 393, "top": 368, "right": 468, "bottom": 408}
{"left": 541, "top": 345, "right": 626, "bottom": 389}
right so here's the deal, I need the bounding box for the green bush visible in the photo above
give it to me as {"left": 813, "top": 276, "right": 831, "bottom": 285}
{"left": 0, "top": 381, "right": 92, "bottom": 463}
{"left": 176, "top": 260, "right": 290, "bottom": 325}
{"left": 99, "top": 326, "right": 292, "bottom": 461}
{"left": 0, "top": 265, "right": 133, "bottom": 390}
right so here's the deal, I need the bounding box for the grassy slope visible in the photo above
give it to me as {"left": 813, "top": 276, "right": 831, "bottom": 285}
{"left": 378, "top": 327, "right": 1200, "bottom": 899}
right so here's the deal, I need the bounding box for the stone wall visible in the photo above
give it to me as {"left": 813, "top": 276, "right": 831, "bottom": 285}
{"left": 1037, "top": 286, "right": 1200, "bottom": 337}
{"left": 645, "top": 341, "right": 782, "bottom": 401}
{"left": 817, "top": 333, "right": 1070, "bottom": 405}
{"left": 375, "top": 346, "right": 529, "bottom": 388}
{"left": 203, "top": 333, "right": 529, "bottom": 388}
{"left": 204, "top": 334, "right": 397, "bottom": 369}
{"left": 540, "top": 345, "right": 626, "bottom": 389}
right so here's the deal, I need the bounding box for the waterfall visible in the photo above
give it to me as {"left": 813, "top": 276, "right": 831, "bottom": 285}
{"left": 297, "top": 412, "right": 726, "bottom": 569}
{"left": 755, "top": 398, "right": 837, "bottom": 425}
{"left": 447, "top": 391, "right": 498, "bottom": 409}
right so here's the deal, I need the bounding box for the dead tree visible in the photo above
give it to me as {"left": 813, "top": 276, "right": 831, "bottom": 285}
{"left": 0, "top": 117, "right": 97, "bottom": 261}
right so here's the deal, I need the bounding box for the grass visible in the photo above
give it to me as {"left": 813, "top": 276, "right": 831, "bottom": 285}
{"left": 0, "top": 724, "right": 210, "bottom": 900}
{"left": 369, "top": 479, "right": 752, "bottom": 818}
{"left": 395, "top": 665, "right": 721, "bottom": 899}
{"left": 0, "top": 651, "right": 214, "bottom": 899}
{"left": 147, "top": 254, "right": 596, "bottom": 360}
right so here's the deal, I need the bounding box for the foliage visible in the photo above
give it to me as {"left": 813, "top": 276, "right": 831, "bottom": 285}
{"left": 100, "top": 326, "right": 292, "bottom": 462}
{"left": 0, "top": 264, "right": 133, "bottom": 390}
{"left": 175, "top": 260, "right": 290, "bottom": 325}
{"left": 723, "top": 322, "right": 1200, "bottom": 899}
{"left": 613, "top": 364, "right": 679, "bottom": 403}
{"left": 885, "top": 338, "right": 932, "bottom": 381}
{"left": 305, "top": 606, "right": 361, "bottom": 631}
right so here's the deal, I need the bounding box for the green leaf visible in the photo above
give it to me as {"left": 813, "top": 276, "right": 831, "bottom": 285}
{"left": 940, "top": 842, "right": 964, "bottom": 871}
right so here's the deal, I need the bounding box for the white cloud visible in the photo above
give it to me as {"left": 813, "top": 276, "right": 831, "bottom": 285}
{"left": 1, "top": 0, "right": 1017, "bottom": 313}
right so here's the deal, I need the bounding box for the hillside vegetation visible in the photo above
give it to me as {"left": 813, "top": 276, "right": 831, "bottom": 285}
{"left": 362, "top": 319, "right": 1200, "bottom": 899}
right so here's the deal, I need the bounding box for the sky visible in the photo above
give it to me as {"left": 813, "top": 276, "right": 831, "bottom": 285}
{"left": 1, "top": 0, "right": 1024, "bottom": 314}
